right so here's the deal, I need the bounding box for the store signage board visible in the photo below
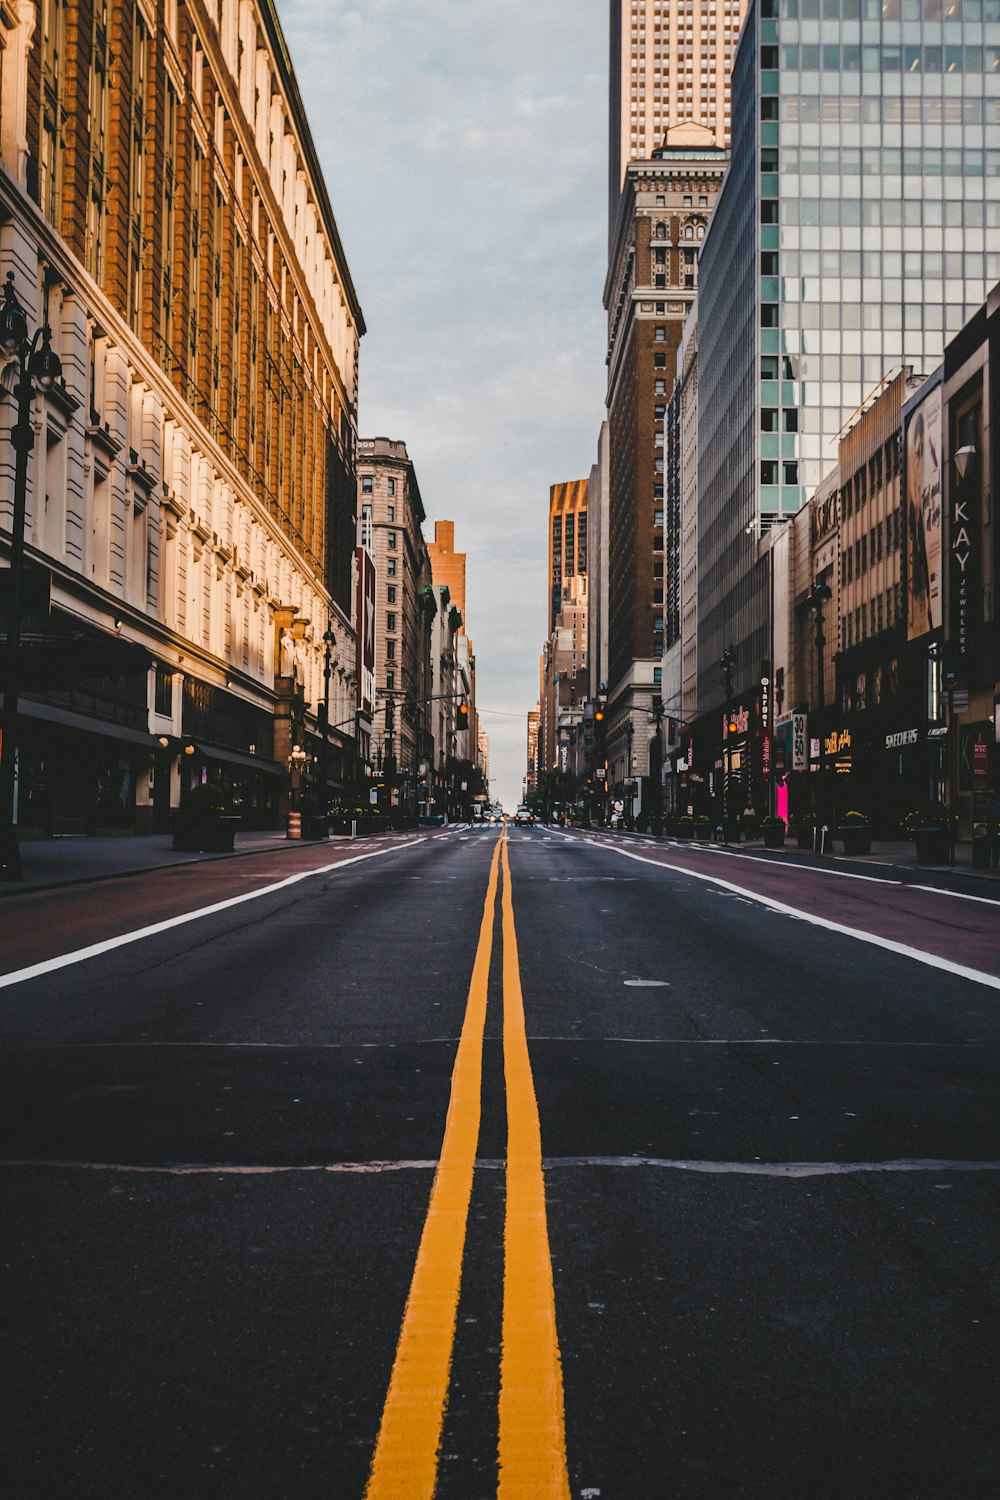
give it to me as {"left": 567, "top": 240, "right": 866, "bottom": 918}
{"left": 791, "top": 713, "right": 807, "bottom": 771}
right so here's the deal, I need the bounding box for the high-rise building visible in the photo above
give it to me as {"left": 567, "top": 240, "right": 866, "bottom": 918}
{"left": 695, "top": 0, "right": 1000, "bottom": 725}
{"left": 548, "top": 480, "right": 589, "bottom": 632}
{"left": 537, "top": 480, "right": 589, "bottom": 809}
{"left": 357, "top": 439, "right": 433, "bottom": 812}
{"left": 426, "top": 520, "right": 467, "bottom": 630}
{"left": 603, "top": 142, "right": 726, "bottom": 812}
{"left": 609, "top": 0, "right": 748, "bottom": 229}
{"left": 427, "top": 518, "right": 483, "bottom": 784}
{"left": 525, "top": 708, "right": 540, "bottom": 798}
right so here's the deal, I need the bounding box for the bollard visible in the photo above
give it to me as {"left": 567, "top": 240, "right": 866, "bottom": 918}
{"left": 287, "top": 810, "right": 301, "bottom": 840}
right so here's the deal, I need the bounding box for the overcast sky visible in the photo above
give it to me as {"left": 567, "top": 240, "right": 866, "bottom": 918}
{"left": 278, "top": 0, "right": 609, "bottom": 809}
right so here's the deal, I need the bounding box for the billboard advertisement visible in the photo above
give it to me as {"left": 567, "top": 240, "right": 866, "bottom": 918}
{"left": 905, "top": 381, "right": 943, "bottom": 640}
{"left": 356, "top": 546, "right": 376, "bottom": 718}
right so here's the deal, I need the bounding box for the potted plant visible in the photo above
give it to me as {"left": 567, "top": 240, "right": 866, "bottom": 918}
{"left": 838, "top": 809, "right": 872, "bottom": 856}
{"left": 761, "top": 814, "right": 786, "bottom": 849}
{"left": 172, "top": 782, "right": 240, "bottom": 853}
{"left": 903, "top": 803, "right": 955, "bottom": 864}
{"left": 793, "top": 811, "right": 816, "bottom": 850}
{"left": 676, "top": 814, "right": 694, "bottom": 840}
{"left": 692, "top": 815, "right": 713, "bottom": 841}
{"left": 297, "top": 793, "right": 329, "bottom": 841}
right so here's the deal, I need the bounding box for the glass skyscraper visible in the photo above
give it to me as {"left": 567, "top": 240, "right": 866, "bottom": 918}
{"left": 696, "top": 0, "right": 1000, "bottom": 710}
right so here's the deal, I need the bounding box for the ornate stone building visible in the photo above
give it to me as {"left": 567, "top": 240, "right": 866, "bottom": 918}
{"left": 356, "top": 437, "right": 433, "bottom": 815}
{"left": 0, "top": 0, "right": 362, "bottom": 834}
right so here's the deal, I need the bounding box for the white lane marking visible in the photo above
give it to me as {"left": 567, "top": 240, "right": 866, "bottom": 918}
{"left": 0, "top": 1158, "right": 440, "bottom": 1175}
{"left": 553, "top": 833, "right": 1000, "bottom": 991}
{"left": 13, "top": 1036, "right": 985, "bottom": 1051}
{"left": 583, "top": 829, "right": 1000, "bottom": 906}
{"left": 4, "top": 1156, "right": 998, "bottom": 1179}
{"left": 523, "top": 1037, "right": 984, "bottom": 1048}
{"left": 543, "top": 1157, "right": 1000, "bottom": 1176}
{"left": 623, "top": 979, "right": 669, "bottom": 988}
{"left": 0, "top": 841, "right": 431, "bottom": 992}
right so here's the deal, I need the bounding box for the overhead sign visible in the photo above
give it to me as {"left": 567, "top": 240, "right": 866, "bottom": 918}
{"left": 356, "top": 546, "right": 376, "bottom": 717}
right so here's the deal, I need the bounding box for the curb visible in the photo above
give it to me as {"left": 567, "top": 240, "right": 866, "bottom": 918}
{"left": 0, "top": 832, "right": 360, "bottom": 901}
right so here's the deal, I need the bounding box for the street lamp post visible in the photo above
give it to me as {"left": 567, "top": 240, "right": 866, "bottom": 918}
{"left": 625, "top": 715, "right": 634, "bottom": 828}
{"left": 806, "top": 581, "right": 832, "bottom": 823}
{"left": 720, "top": 646, "right": 736, "bottom": 842}
{"left": 0, "top": 272, "right": 62, "bottom": 879}
{"left": 319, "top": 621, "right": 336, "bottom": 810}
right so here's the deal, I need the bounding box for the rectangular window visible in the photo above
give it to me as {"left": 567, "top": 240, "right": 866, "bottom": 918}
{"left": 387, "top": 478, "right": 395, "bottom": 496}
{"left": 385, "top": 670, "right": 395, "bottom": 689}
{"left": 386, "top": 612, "right": 396, "bottom": 631}
{"left": 386, "top": 639, "right": 396, "bottom": 660}
{"left": 387, "top": 585, "right": 396, "bottom": 603}
{"left": 386, "top": 557, "right": 397, "bottom": 576}
{"left": 386, "top": 505, "right": 395, "bottom": 522}
{"left": 362, "top": 475, "right": 373, "bottom": 493}
{"left": 387, "top": 531, "right": 397, "bottom": 550}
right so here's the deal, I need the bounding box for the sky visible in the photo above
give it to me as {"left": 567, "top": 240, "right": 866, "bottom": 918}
{"left": 278, "top": 0, "right": 610, "bottom": 810}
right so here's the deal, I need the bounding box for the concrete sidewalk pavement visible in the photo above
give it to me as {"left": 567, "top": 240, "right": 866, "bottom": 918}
{"left": 0, "top": 827, "right": 355, "bottom": 898}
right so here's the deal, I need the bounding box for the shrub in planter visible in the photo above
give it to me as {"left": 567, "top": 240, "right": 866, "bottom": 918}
{"left": 676, "top": 815, "right": 694, "bottom": 840}
{"left": 838, "top": 809, "right": 872, "bottom": 856}
{"left": 173, "top": 782, "right": 239, "bottom": 852}
{"left": 692, "top": 815, "right": 713, "bottom": 841}
{"left": 296, "top": 794, "right": 329, "bottom": 841}
{"left": 793, "top": 813, "right": 816, "bottom": 850}
{"left": 902, "top": 802, "right": 956, "bottom": 865}
{"left": 761, "top": 815, "right": 786, "bottom": 849}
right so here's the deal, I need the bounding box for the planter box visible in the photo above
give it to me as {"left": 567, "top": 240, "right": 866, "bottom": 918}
{"left": 172, "top": 815, "right": 240, "bottom": 853}
{"left": 839, "top": 826, "right": 872, "bottom": 856}
{"left": 795, "top": 829, "right": 815, "bottom": 850}
{"left": 300, "top": 815, "right": 329, "bottom": 841}
{"left": 762, "top": 825, "right": 786, "bottom": 849}
{"left": 912, "top": 827, "right": 952, "bottom": 864}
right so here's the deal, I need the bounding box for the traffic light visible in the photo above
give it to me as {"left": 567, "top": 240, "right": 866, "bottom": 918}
{"left": 458, "top": 701, "right": 469, "bottom": 721}
{"left": 594, "top": 708, "right": 605, "bottom": 723}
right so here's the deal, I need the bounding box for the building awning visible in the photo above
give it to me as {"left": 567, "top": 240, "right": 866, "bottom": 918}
{"left": 190, "top": 743, "right": 285, "bottom": 778}
{"left": 16, "top": 696, "right": 157, "bottom": 749}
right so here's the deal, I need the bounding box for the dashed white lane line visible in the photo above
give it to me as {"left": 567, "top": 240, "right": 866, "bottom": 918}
{"left": 549, "top": 829, "right": 1000, "bottom": 992}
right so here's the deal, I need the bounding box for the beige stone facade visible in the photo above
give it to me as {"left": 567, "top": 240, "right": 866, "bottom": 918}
{"left": 356, "top": 438, "right": 432, "bottom": 805}
{"left": 0, "top": 0, "right": 362, "bottom": 832}
{"left": 609, "top": 0, "right": 747, "bottom": 223}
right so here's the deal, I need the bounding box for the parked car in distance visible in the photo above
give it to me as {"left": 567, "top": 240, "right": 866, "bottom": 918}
{"left": 514, "top": 806, "right": 535, "bottom": 826}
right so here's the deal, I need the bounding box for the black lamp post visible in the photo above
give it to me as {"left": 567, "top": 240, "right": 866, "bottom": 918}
{"left": 319, "top": 620, "right": 336, "bottom": 810}
{"left": 806, "top": 579, "right": 833, "bottom": 831}
{"left": 0, "top": 272, "right": 62, "bottom": 879}
{"left": 720, "top": 646, "right": 736, "bottom": 841}
{"left": 806, "top": 580, "right": 832, "bottom": 715}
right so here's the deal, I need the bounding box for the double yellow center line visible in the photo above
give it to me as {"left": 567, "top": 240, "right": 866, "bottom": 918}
{"left": 364, "top": 833, "right": 570, "bottom": 1499}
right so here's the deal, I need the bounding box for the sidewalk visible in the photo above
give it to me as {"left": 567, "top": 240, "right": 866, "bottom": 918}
{"left": 0, "top": 828, "right": 354, "bottom": 898}
{"left": 683, "top": 831, "right": 1000, "bottom": 892}
{"left": 588, "top": 825, "right": 1000, "bottom": 895}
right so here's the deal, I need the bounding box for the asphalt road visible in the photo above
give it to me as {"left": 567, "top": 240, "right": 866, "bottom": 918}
{"left": 2, "top": 824, "right": 999, "bottom": 1499}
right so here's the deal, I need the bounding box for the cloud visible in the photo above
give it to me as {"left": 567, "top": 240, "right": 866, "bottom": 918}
{"left": 278, "top": 0, "right": 608, "bottom": 806}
